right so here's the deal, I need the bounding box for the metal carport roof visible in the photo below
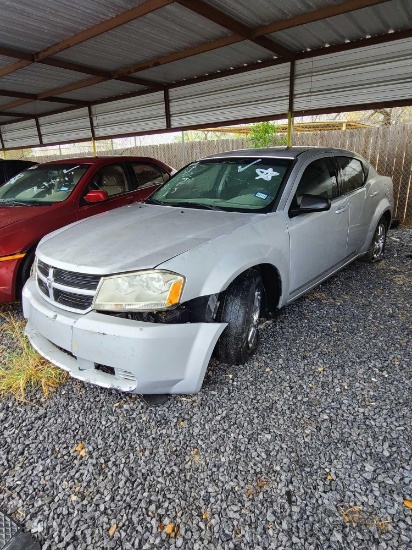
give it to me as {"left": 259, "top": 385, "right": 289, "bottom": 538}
{"left": 0, "top": 0, "right": 412, "bottom": 150}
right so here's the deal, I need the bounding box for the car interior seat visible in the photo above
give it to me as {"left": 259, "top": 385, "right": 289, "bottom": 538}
{"left": 100, "top": 166, "right": 128, "bottom": 196}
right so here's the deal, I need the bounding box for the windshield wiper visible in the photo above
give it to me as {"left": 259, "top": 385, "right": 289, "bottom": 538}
{"left": 145, "top": 198, "right": 169, "bottom": 206}
{"left": 0, "top": 199, "right": 36, "bottom": 206}
{"left": 169, "top": 201, "right": 223, "bottom": 211}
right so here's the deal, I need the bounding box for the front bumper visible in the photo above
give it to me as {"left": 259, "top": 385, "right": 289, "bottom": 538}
{"left": 23, "top": 280, "right": 226, "bottom": 394}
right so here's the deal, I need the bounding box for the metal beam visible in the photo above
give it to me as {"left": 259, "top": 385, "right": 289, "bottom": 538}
{"left": 255, "top": 0, "right": 390, "bottom": 36}
{"left": 287, "top": 61, "right": 295, "bottom": 147}
{"left": 113, "top": 35, "right": 243, "bottom": 78}
{"left": 0, "top": 25, "right": 411, "bottom": 121}
{"left": 35, "top": 117, "right": 43, "bottom": 145}
{"left": 35, "top": 0, "right": 173, "bottom": 60}
{"left": 175, "top": 0, "right": 294, "bottom": 58}
{"left": 164, "top": 89, "right": 171, "bottom": 128}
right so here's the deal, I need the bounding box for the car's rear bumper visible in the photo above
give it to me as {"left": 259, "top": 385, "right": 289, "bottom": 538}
{"left": 23, "top": 280, "right": 226, "bottom": 394}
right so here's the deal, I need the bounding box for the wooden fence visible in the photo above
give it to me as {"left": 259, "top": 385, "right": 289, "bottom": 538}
{"left": 29, "top": 125, "right": 412, "bottom": 224}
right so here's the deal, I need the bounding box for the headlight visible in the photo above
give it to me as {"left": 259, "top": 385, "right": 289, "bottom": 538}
{"left": 93, "top": 270, "right": 185, "bottom": 312}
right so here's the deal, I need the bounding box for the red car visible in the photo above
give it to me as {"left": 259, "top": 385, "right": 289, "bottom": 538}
{"left": 0, "top": 156, "right": 175, "bottom": 303}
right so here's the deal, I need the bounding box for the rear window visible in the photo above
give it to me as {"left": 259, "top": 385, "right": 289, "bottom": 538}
{"left": 336, "top": 157, "right": 366, "bottom": 194}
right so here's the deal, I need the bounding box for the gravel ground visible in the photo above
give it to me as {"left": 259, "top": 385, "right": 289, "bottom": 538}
{"left": 1, "top": 228, "right": 411, "bottom": 550}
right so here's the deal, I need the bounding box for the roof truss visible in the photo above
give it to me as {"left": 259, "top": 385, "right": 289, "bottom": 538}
{"left": 0, "top": 0, "right": 409, "bottom": 138}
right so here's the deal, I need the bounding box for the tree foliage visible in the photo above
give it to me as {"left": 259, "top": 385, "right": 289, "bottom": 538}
{"left": 247, "top": 122, "right": 287, "bottom": 148}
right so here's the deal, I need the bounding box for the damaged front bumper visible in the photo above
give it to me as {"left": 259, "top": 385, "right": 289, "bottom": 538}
{"left": 23, "top": 280, "right": 226, "bottom": 394}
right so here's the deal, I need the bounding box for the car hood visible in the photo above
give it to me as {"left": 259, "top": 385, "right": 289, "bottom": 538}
{"left": 0, "top": 204, "right": 51, "bottom": 229}
{"left": 38, "top": 203, "right": 260, "bottom": 274}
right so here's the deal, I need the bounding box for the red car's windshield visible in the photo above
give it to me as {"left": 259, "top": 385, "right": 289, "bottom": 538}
{"left": 0, "top": 164, "right": 91, "bottom": 206}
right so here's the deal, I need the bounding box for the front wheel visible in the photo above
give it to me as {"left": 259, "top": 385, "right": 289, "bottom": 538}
{"left": 215, "top": 270, "right": 263, "bottom": 365}
{"left": 361, "top": 218, "right": 388, "bottom": 263}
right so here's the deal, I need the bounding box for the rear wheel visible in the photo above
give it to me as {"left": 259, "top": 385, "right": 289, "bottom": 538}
{"left": 215, "top": 270, "right": 263, "bottom": 365}
{"left": 362, "top": 218, "right": 387, "bottom": 263}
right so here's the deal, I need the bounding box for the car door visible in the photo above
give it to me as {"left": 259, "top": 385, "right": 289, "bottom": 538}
{"left": 128, "top": 161, "right": 170, "bottom": 201}
{"left": 76, "top": 162, "right": 136, "bottom": 221}
{"left": 287, "top": 155, "right": 350, "bottom": 297}
{"left": 335, "top": 156, "right": 372, "bottom": 255}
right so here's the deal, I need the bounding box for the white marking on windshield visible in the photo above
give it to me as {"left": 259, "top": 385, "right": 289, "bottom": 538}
{"left": 255, "top": 168, "right": 279, "bottom": 181}
{"left": 238, "top": 159, "right": 261, "bottom": 172}
{"left": 62, "top": 165, "right": 80, "bottom": 174}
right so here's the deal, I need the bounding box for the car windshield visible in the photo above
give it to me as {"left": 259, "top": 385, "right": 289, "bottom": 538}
{"left": 0, "top": 163, "right": 91, "bottom": 206}
{"left": 148, "top": 157, "right": 292, "bottom": 212}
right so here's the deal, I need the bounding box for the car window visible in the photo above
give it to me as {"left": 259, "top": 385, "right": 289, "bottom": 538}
{"left": 130, "top": 163, "right": 167, "bottom": 191}
{"left": 87, "top": 164, "right": 129, "bottom": 196}
{"left": 336, "top": 157, "right": 365, "bottom": 194}
{"left": 293, "top": 157, "right": 338, "bottom": 207}
{"left": 0, "top": 164, "right": 90, "bottom": 205}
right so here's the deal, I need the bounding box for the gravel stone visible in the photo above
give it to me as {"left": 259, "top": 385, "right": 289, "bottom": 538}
{"left": 0, "top": 227, "right": 411, "bottom": 549}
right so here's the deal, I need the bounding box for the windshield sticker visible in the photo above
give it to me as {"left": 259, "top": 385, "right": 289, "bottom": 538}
{"left": 63, "top": 165, "right": 80, "bottom": 174}
{"left": 28, "top": 165, "right": 38, "bottom": 170}
{"left": 255, "top": 168, "right": 280, "bottom": 181}
{"left": 254, "top": 191, "right": 269, "bottom": 200}
{"left": 238, "top": 159, "right": 261, "bottom": 173}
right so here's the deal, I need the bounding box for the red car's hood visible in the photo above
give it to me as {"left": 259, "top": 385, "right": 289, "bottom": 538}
{"left": 0, "top": 204, "right": 51, "bottom": 229}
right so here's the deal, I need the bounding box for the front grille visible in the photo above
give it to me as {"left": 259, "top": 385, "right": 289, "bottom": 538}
{"left": 54, "top": 268, "right": 101, "bottom": 290}
{"left": 38, "top": 277, "right": 50, "bottom": 298}
{"left": 36, "top": 259, "right": 100, "bottom": 313}
{"left": 54, "top": 288, "right": 94, "bottom": 311}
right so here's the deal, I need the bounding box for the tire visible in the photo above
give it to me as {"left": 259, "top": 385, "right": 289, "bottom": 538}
{"left": 18, "top": 250, "right": 35, "bottom": 295}
{"left": 215, "top": 270, "right": 263, "bottom": 365}
{"left": 361, "top": 218, "right": 388, "bottom": 263}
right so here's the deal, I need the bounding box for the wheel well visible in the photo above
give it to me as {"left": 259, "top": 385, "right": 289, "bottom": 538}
{"left": 236, "top": 264, "right": 281, "bottom": 316}
{"left": 17, "top": 243, "right": 37, "bottom": 288}
{"left": 381, "top": 210, "right": 391, "bottom": 228}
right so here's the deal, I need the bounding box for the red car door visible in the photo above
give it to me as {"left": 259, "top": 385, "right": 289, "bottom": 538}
{"left": 128, "top": 161, "right": 170, "bottom": 201}
{"left": 76, "top": 162, "right": 138, "bottom": 221}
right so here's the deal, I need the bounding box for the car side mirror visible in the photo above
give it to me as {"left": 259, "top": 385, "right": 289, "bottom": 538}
{"left": 84, "top": 190, "right": 109, "bottom": 203}
{"left": 290, "top": 194, "right": 331, "bottom": 217}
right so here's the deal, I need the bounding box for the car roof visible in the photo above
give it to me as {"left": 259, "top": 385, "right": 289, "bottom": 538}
{"left": 39, "top": 156, "right": 166, "bottom": 166}
{"left": 202, "top": 146, "right": 363, "bottom": 160}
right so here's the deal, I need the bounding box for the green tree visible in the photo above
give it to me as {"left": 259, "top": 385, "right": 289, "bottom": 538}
{"left": 247, "top": 121, "right": 286, "bottom": 148}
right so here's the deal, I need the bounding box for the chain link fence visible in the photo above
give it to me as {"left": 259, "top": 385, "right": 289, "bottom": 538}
{"left": 2, "top": 125, "right": 411, "bottom": 224}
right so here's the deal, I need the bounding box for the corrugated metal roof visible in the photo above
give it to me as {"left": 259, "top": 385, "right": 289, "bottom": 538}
{"left": 135, "top": 41, "right": 275, "bottom": 83}
{"left": 203, "top": 0, "right": 336, "bottom": 28}
{"left": 0, "top": 54, "right": 17, "bottom": 69}
{"left": 0, "top": 64, "right": 87, "bottom": 95}
{"left": 1, "top": 119, "right": 40, "bottom": 148}
{"left": 169, "top": 64, "right": 290, "bottom": 127}
{"left": 92, "top": 92, "right": 166, "bottom": 137}
{"left": 0, "top": 0, "right": 146, "bottom": 52}
{"left": 294, "top": 38, "right": 412, "bottom": 110}
{"left": 6, "top": 101, "right": 74, "bottom": 115}
{"left": 0, "top": 0, "right": 411, "bottom": 149}
{"left": 53, "top": 3, "right": 231, "bottom": 72}
{"left": 40, "top": 108, "right": 92, "bottom": 144}
{"left": 56, "top": 80, "right": 145, "bottom": 102}
{"left": 269, "top": 0, "right": 412, "bottom": 52}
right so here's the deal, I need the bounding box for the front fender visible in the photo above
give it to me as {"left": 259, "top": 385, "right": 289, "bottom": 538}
{"left": 159, "top": 214, "right": 290, "bottom": 305}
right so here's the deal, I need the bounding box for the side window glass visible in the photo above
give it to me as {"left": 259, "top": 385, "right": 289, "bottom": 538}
{"left": 131, "top": 163, "right": 164, "bottom": 190}
{"left": 87, "top": 164, "right": 128, "bottom": 196}
{"left": 337, "top": 157, "right": 365, "bottom": 194}
{"left": 293, "top": 158, "right": 338, "bottom": 207}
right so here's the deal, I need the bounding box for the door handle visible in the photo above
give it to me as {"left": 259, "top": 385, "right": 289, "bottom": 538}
{"left": 335, "top": 206, "right": 348, "bottom": 214}
{"left": 370, "top": 191, "right": 379, "bottom": 197}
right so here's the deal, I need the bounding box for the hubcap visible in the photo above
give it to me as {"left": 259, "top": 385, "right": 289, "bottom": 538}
{"left": 373, "top": 223, "right": 386, "bottom": 260}
{"left": 247, "top": 288, "right": 262, "bottom": 348}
